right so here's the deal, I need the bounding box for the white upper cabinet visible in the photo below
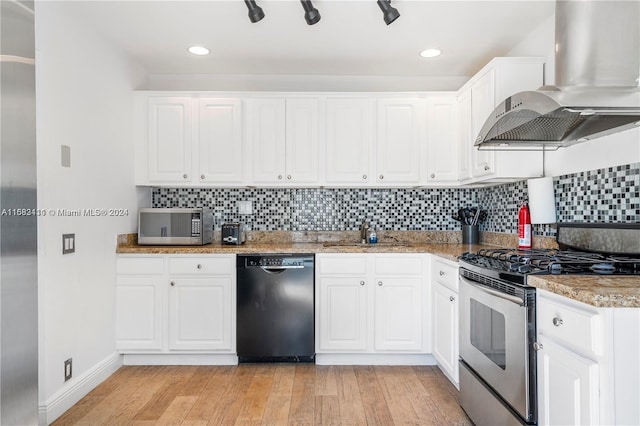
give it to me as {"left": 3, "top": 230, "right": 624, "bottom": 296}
{"left": 138, "top": 95, "right": 243, "bottom": 186}
{"left": 376, "top": 99, "right": 423, "bottom": 186}
{"left": 324, "top": 98, "right": 373, "bottom": 186}
{"left": 469, "top": 69, "right": 496, "bottom": 178}
{"left": 249, "top": 97, "right": 319, "bottom": 185}
{"left": 458, "top": 58, "right": 546, "bottom": 184}
{"left": 426, "top": 95, "right": 458, "bottom": 184}
{"left": 457, "top": 90, "right": 472, "bottom": 181}
{"left": 147, "top": 97, "right": 193, "bottom": 183}
{"left": 198, "top": 98, "right": 243, "bottom": 184}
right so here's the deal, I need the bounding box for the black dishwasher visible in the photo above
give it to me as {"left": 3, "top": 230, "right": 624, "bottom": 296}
{"left": 236, "top": 254, "right": 315, "bottom": 362}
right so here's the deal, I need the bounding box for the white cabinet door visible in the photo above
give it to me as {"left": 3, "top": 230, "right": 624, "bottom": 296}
{"left": 317, "top": 277, "right": 368, "bottom": 352}
{"left": 376, "top": 99, "right": 422, "bottom": 185}
{"left": 168, "top": 277, "right": 233, "bottom": 351}
{"left": 538, "top": 336, "right": 600, "bottom": 426}
{"left": 432, "top": 282, "right": 459, "bottom": 385}
{"left": 198, "top": 98, "right": 243, "bottom": 184}
{"left": 470, "top": 70, "right": 496, "bottom": 178}
{"left": 374, "top": 277, "right": 423, "bottom": 351}
{"left": 147, "top": 97, "right": 193, "bottom": 183}
{"left": 250, "top": 98, "right": 286, "bottom": 184}
{"left": 116, "top": 276, "right": 164, "bottom": 351}
{"left": 426, "top": 96, "right": 458, "bottom": 184}
{"left": 457, "top": 89, "right": 472, "bottom": 181}
{"left": 325, "top": 98, "right": 373, "bottom": 185}
{"left": 285, "top": 98, "right": 319, "bottom": 183}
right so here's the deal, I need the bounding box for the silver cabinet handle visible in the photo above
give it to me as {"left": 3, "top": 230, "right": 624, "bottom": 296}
{"left": 431, "top": 174, "right": 435, "bottom": 178}
{"left": 183, "top": 174, "right": 188, "bottom": 179}
{"left": 363, "top": 175, "right": 367, "bottom": 180}
{"left": 379, "top": 175, "right": 384, "bottom": 180}
{"left": 197, "top": 264, "right": 202, "bottom": 269}
{"left": 484, "top": 165, "right": 490, "bottom": 171}
{"left": 377, "top": 281, "right": 383, "bottom": 286}
{"left": 278, "top": 175, "right": 283, "bottom": 180}
{"left": 552, "top": 317, "right": 563, "bottom": 327}
{"left": 449, "top": 296, "right": 455, "bottom": 302}
{"left": 360, "top": 281, "right": 365, "bottom": 286}
{"left": 201, "top": 174, "right": 205, "bottom": 179}
{"left": 170, "top": 281, "right": 175, "bottom": 286}
{"left": 439, "top": 271, "right": 445, "bottom": 276}
{"left": 533, "top": 342, "right": 544, "bottom": 351}
{"left": 287, "top": 175, "right": 292, "bottom": 180}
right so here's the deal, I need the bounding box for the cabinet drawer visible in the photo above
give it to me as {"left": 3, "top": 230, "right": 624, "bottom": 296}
{"left": 538, "top": 296, "right": 602, "bottom": 357}
{"left": 117, "top": 257, "right": 164, "bottom": 275}
{"left": 168, "top": 256, "right": 234, "bottom": 275}
{"left": 432, "top": 257, "right": 458, "bottom": 292}
{"left": 317, "top": 255, "right": 368, "bottom": 276}
{"left": 374, "top": 255, "right": 425, "bottom": 276}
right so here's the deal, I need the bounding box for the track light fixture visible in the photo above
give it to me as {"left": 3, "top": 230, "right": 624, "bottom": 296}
{"left": 377, "top": 0, "right": 400, "bottom": 25}
{"left": 300, "top": 0, "right": 321, "bottom": 25}
{"left": 244, "top": 0, "right": 265, "bottom": 23}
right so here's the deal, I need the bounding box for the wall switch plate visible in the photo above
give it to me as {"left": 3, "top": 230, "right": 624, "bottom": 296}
{"left": 238, "top": 200, "right": 253, "bottom": 215}
{"left": 62, "top": 234, "right": 75, "bottom": 254}
{"left": 61, "top": 145, "right": 71, "bottom": 168}
{"left": 64, "top": 358, "right": 72, "bottom": 382}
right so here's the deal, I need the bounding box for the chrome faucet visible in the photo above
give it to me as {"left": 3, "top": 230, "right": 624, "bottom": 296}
{"left": 360, "top": 219, "right": 370, "bottom": 244}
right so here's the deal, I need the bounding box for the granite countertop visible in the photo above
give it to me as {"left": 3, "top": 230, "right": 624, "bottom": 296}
{"left": 528, "top": 275, "right": 640, "bottom": 308}
{"left": 116, "top": 241, "right": 487, "bottom": 263}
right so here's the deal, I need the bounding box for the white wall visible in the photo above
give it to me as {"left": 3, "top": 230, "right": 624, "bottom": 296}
{"left": 35, "top": 2, "right": 149, "bottom": 423}
{"left": 506, "top": 14, "right": 555, "bottom": 86}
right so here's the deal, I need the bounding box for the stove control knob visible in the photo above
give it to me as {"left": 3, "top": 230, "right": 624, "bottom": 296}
{"left": 552, "top": 317, "right": 564, "bottom": 327}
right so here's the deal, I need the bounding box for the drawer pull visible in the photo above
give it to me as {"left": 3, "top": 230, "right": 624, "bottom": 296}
{"left": 439, "top": 271, "right": 445, "bottom": 276}
{"left": 552, "top": 317, "right": 564, "bottom": 327}
{"left": 197, "top": 264, "right": 203, "bottom": 269}
{"left": 360, "top": 281, "right": 365, "bottom": 286}
{"left": 378, "top": 281, "right": 383, "bottom": 286}
{"left": 170, "top": 281, "right": 175, "bottom": 286}
{"left": 449, "top": 296, "right": 455, "bottom": 302}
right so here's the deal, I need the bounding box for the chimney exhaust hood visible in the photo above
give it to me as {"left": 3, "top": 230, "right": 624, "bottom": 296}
{"left": 475, "top": 0, "right": 640, "bottom": 151}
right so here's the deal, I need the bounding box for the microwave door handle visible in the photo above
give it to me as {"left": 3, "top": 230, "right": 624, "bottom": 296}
{"left": 461, "top": 277, "right": 524, "bottom": 306}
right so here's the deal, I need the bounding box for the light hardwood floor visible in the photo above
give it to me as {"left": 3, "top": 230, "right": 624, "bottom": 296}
{"left": 52, "top": 364, "right": 472, "bottom": 425}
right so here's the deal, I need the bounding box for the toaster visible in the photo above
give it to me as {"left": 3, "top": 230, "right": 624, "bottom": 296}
{"left": 221, "top": 222, "right": 246, "bottom": 245}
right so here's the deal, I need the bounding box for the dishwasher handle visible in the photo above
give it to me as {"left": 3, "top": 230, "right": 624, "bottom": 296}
{"left": 260, "top": 265, "right": 305, "bottom": 271}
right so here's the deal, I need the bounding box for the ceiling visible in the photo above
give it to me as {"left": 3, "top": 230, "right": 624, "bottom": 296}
{"left": 62, "top": 0, "right": 555, "bottom": 79}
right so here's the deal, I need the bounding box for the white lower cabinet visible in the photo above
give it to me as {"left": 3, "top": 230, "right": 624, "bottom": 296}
{"left": 430, "top": 256, "right": 459, "bottom": 388}
{"left": 316, "top": 253, "right": 429, "bottom": 360}
{"left": 536, "top": 289, "right": 640, "bottom": 426}
{"left": 116, "top": 255, "right": 236, "bottom": 357}
{"left": 168, "top": 277, "right": 233, "bottom": 351}
{"left": 537, "top": 335, "right": 599, "bottom": 425}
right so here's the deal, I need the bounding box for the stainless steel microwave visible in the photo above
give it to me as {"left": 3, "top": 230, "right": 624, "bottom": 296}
{"left": 138, "top": 208, "right": 214, "bottom": 245}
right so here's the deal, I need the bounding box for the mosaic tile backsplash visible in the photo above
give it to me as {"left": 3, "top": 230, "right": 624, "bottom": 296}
{"left": 152, "top": 162, "right": 640, "bottom": 237}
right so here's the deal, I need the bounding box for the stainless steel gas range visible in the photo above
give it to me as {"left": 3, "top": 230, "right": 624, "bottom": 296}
{"left": 458, "top": 223, "right": 640, "bottom": 426}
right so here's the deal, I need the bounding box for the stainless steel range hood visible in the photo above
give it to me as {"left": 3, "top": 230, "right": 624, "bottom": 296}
{"left": 476, "top": 0, "right": 640, "bottom": 151}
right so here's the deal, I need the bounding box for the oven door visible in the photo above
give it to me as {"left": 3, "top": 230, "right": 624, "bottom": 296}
{"left": 459, "top": 275, "right": 531, "bottom": 421}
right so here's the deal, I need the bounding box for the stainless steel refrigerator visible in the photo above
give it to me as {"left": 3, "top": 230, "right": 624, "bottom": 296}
{"left": 1, "top": 0, "right": 38, "bottom": 424}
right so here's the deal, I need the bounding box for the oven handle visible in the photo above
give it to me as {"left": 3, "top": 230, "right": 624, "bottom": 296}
{"left": 460, "top": 276, "right": 525, "bottom": 306}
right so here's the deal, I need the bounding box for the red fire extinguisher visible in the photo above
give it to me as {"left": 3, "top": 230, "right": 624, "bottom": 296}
{"left": 518, "top": 202, "right": 532, "bottom": 250}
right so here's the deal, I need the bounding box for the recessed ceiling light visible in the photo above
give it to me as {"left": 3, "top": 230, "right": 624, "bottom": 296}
{"left": 188, "top": 46, "right": 210, "bottom": 56}
{"left": 420, "top": 48, "right": 442, "bottom": 58}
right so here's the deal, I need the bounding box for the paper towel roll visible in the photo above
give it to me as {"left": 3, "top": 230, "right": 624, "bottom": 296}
{"left": 527, "top": 177, "right": 557, "bottom": 224}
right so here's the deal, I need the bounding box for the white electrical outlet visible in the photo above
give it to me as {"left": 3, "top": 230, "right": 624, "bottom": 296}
{"left": 238, "top": 200, "right": 253, "bottom": 215}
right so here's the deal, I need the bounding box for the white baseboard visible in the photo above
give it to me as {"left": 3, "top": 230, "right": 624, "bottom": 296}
{"left": 123, "top": 353, "right": 239, "bottom": 365}
{"left": 38, "top": 352, "right": 123, "bottom": 425}
{"left": 315, "top": 353, "right": 437, "bottom": 366}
